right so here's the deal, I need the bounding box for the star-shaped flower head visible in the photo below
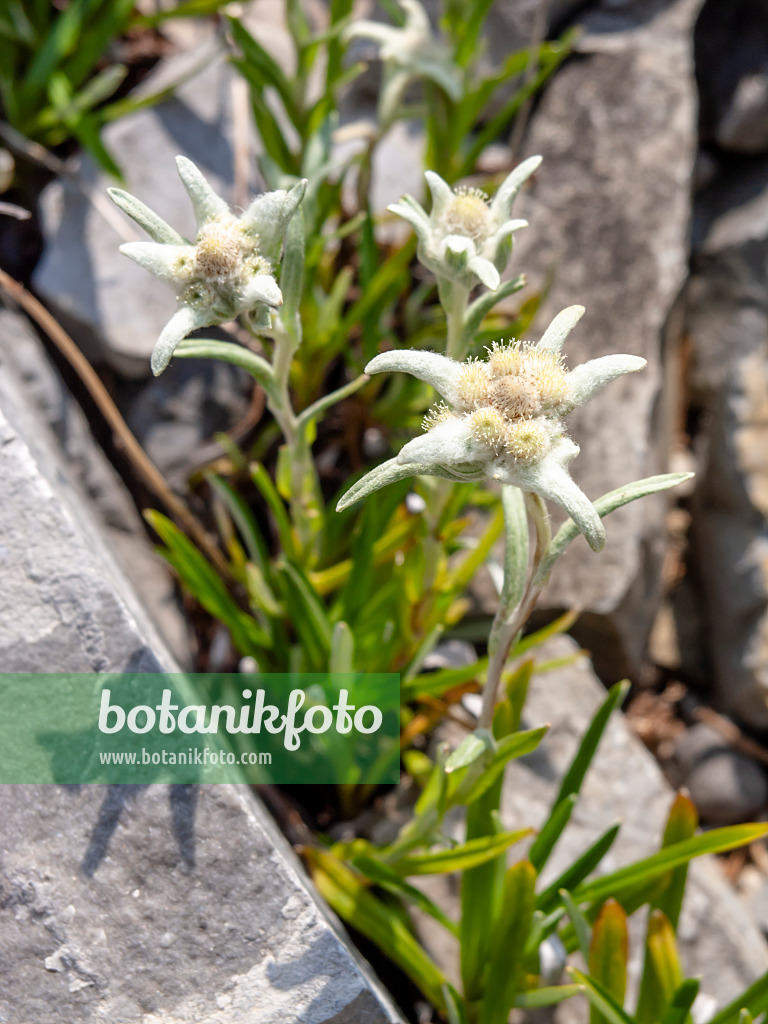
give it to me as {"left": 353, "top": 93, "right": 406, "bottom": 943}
{"left": 388, "top": 156, "right": 540, "bottom": 291}
{"left": 343, "top": 0, "right": 462, "bottom": 125}
{"left": 337, "top": 306, "right": 647, "bottom": 551}
{"left": 108, "top": 157, "right": 307, "bottom": 375}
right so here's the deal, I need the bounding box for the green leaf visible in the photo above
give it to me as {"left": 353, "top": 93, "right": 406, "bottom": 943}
{"left": 655, "top": 792, "right": 699, "bottom": 930}
{"left": 589, "top": 900, "right": 628, "bottom": 1024}
{"left": 443, "top": 983, "right": 470, "bottom": 1024}
{"left": 401, "top": 657, "right": 488, "bottom": 703}
{"left": 568, "top": 968, "right": 636, "bottom": 1024}
{"left": 307, "top": 848, "right": 448, "bottom": 1011}
{"left": 206, "top": 472, "right": 270, "bottom": 572}
{"left": 250, "top": 462, "right": 296, "bottom": 560}
{"left": 296, "top": 373, "right": 369, "bottom": 431}
{"left": 451, "top": 726, "right": 549, "bottom": 806}
{"left": 560, "top": 889, "right": 592, "bottom": 963}
{"left": 279, "top": 205, "right": 305, "bottom": 345}
{"left": 511, "top": 609, "right": 580, "bottom": 659}
{"left": 574, "top": 824, "right": 768, "bottom": 908}
{"left": 174, "top": 339, "right": 278, "bottom": 397}
{"left": 228, "top": 16, "right": 304, "bottom": 131}
{"left": 528, "top": 794, "right": 577, "bottom": 871}
{"left": 445, "top": 729, "right": 494, "bottom": 773}
{"left": 537, "top": 824, "right": 621, "bottom": 912}
{"left": 552, "top": 679, "right": 630, "bottom": 806}
{"left": 660, "top": 979, "right": 700, "bottom": 1024}
{"left": 514, "top": 984, "right": 585, "bottom": 1008}
{"left": 330, "top": 621, "right": 355, "bottom": 674}
{"left": 539, "top": 474, "right": 694, "bottom": 581}
{"left": 635, "top": 910, "right": 683, "bottom": 1024}
{"left": 275, "top": 561, "right": 332, "bottom": 669}
{"left": 349, "top": 852, "right": 458, "bottom": 936}
{"left": 479, "top": 861, "right": 537, "bottom": 1024}
{"left": 392, "top": 829, "right": 531, "bottom": 876}
{"left": 145, "top": 510, "right": 269, "bottom": 657}
{"left": 462, "top": 274, "right": 526, "bottom": 345}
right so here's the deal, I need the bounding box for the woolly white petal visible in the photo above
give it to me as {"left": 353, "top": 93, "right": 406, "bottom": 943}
{"left": 243, "top": 179, "right": 307, "bottom": 260}
{"left": 388, "top": 199, "right": 430, "bottom": 241}
{"left": 490, "top": 155, "right": 542, "bottom": 221}
{"left": 175, "top": 156, "right": 229, "bottom": 227}
{"left": 240, "top": 274, "right": 282, "bottom": 310}
{"left": 108, "top": 188, "right": 186, "bottom": 245}
{"left": 397, "top": 418, "right": 489, "bottom": 466}
{"left": 119, "top": 242, "right": 194, "bottom": 284}
{"left": 400, "top": 0, "right": 431, "bottom": 36}
{"left": 366, "top": 349, "right": 462, "bottom": 404}
{"left": 151, "top": 306, "right": 213, "bottom": 377}
{"left": 467, "top": 254, "right": 500, "bottom": 290}
{"left": 342, "top": 19, "right": 399, "bottom": 46}
{"left": 537, "top": 305, "right": 586, "bottom": 355}
{"left": 491, "top": 438, "right": 605, "bottom": 551}
{"left": 565, "top": 354, "right": 646, "bottom": 408}
{"left": 491, "top": 218, "right": 528, "bottom": 246}
{"left": 425, "top": 170, "right": 453, "bottom": 219}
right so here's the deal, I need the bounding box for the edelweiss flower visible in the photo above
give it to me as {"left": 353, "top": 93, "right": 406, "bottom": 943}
{"left": 108, "top": 157, "right": 307, "bottom": 375}
{"left": 389, "top": 157, "right": 540, "bottom": 291}
{"left": 337, "top": 306, "right": 647, "bottom": 551}
{"left": 344, "top": 0, "right": 462, "bottom": 123}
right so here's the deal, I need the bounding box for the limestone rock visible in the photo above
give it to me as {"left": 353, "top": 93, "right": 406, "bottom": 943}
{"left": 507, "top": 0, "right": 702, "bottom": 681}
{"left": 683, "top": 155, "right": 768, "bottom": 726}
{"left": 696, "top": 0, "right": 768, "bottom": 154}
{"left": 0, "top": 784, "right": 403, "bottom": 1024}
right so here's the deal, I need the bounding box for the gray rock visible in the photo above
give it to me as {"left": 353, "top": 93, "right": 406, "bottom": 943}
{"left": 696, "top": 0, "right": 768, "bottom": 153}
{"left": 414, "top": 637, "right": 768, "bottom": 1018}
{"left": 666, "top": 724, "right": 768, "bottom": 825}
{"left": 683, "top": 157, "right": 768, "bottom": 725}
{"left": 505, "top": 0, "right": 702, "bottom": 682}
{"left": 33, "top": 39, "right": 239, "bottom": 378}
{"left": 0, "top": 306, "right": 190, "bottom": 665}
{"left": 0, "top": 784, "right": 403, "bottom": 1024}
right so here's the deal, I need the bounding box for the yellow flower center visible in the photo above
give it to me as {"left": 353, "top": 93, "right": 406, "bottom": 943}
{"left": 195, "top": 220, "right": 243, "bottom": 279}
{"left": 442, "top": 187, "right": 491, "bottom": 241}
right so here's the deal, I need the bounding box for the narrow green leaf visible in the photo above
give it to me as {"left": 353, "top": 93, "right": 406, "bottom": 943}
{"left": 451, "top": 726, "right": 549, "bottom": 806}
{"left": 307, "top": 848, "right": 448, "bottom": 1011}
{"left": 330, "top": 621, "right": 355, "bottom": 674}
{"left": 462, "top": 274, "right": 526, "bottom": 344}
{"left": 350, "top": 853, "right": 458, "bottom": 936}
{"left": 443, "top": 983, "right": 470, "bottom": 1024}
{"left": 250, "top": 462, "right": 296, "bottom": 559}
{"left": 228, "top": 16, "right": 304, "bottom": 130}
{"left": 529, "top": 794, "right": 577, "bottom": 871}
{"left": 174, "top": 339, "right": 277, "bottom": 397}
{"left": 511, "top": 609, "right": 580, "bottom": 658}
{"left": 400, "top": 657, "right": 488, "bottom": 703}
{"left": 575, "top": 825, "right": 768, "bottom": 907}
{"left": 538, "top": 824, "right": 621, "bottom": 912}
{"left": 206, "top": 472, "right": 270, "bottom": 572}
{"left": 514, "top": 984, "right": 585, "bottom": 1008}
{"left": 555, "top": 679, "right": 630, "bottom": 807}
{"left": 655, "top": 792, "right": 699, "bottom": 930}
{"left": 660, "top": 978, "right": 700, "bottom": 1024}
{"left": 297, "top": 373, "right": 369, "bottom": 430}
{"left": 479, "top": 862, "right": 537, "bottom": 1024}
{"left": 589, "top": 900, "right": 628, "bottom": 1024}
{"left": 560, "top": 889, "right": 592, "bottom": 963}
{"left": 276, "top": 561, "right": 332, "bottom": 669}
{"left": 636, "top": 910, "right": 683, "bottom": 1024}
{"left": 393, "top": 829, "right": 531, "bottom": 876}
{"left": 539, "top": 474, "right": 694, "bottom": 581}
{"left": 568, "top": 968, "right": 636, "bottom": 1024}
{"left": 445, "top": 729, "right": 494, "bottom": 773}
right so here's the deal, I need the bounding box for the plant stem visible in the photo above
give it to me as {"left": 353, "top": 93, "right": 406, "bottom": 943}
{"left": 446, "top": 281, "right": 469, "bottom": 360}
{"left": 478, "top": 489, "right": 550, "bottom": 730}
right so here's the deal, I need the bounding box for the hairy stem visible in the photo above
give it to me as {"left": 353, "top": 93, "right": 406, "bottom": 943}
{"left": 446, "top": 281, "right": 469, "bottom": 360}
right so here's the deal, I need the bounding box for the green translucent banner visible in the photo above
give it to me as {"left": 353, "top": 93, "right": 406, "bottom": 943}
{"left": 0, "top": 673, "right": 400, "bottom": 784}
